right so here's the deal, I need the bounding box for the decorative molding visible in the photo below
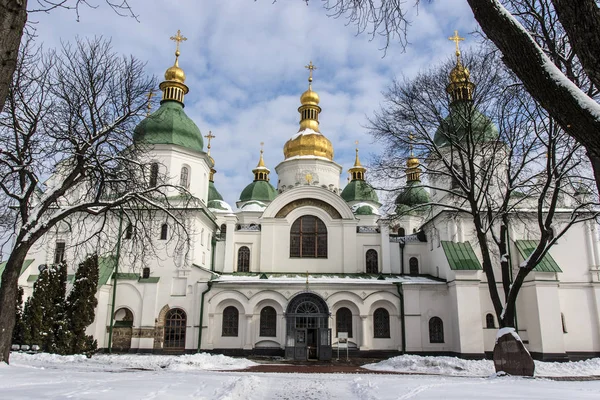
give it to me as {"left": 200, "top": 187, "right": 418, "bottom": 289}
{"left": 236, "top": 224, "right": 261, "bottom": 231}
{"left": 357, "top": 226, "right": 380, "bottom": 233}
{"left": 275, "top": 198, "right": 342, "bottom": 219}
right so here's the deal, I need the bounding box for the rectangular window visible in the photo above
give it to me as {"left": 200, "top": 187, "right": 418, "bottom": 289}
{"left": 54, "top": 242, "right": 66, "bottom": 264}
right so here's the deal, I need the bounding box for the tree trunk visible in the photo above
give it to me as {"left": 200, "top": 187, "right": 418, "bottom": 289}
{"left": 0, "top": 245, "right": 28, "bottom": 364}
{"left": 552, "top": 0, "right": 600, "bottom": 90}
{"left": 0, "top": 0, "right": 28, "bottom": 114}
{"left": 466, "top": 0, "right": 600, "bottom": 195}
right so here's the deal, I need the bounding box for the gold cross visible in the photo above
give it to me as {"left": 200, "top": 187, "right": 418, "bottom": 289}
{"left": 408, "top": 132, "right": 414, "bottom": 156}
{"left": 170, "top": 29, "right": 188, "bottom": 54}
{"left": 448, "top": 30, "right": 465, "bottom": 56}
{"left": 146, "top": 90, "right": 155, "bottom": 116}
{"left": 204, "top": 131, "right": 215, "bottom": 154}
{"left": 305, "top": 61, "right": 317, "bottom": 83}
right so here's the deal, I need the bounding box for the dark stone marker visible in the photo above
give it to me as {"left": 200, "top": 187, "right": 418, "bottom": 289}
{"left": 493, "top": 332, "right": 535, "bottom": 376}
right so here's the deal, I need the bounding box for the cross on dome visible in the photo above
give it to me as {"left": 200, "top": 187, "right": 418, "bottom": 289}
{"left": 205, "top": 131, "right": 215, "bottom": 155}
{"left": 305, "top": 61, "right": 317, "bottom": 84}
{"left": 170, "top": 29, "right": 188, "bottom": 56}
{"left": 448, "top": 30, "right": 465, "bottom": 59}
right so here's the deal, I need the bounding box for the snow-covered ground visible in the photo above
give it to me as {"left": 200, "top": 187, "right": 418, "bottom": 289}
{"left": 1, "top": 353, "right": 600, "bottom": 399}
{"left": 364, "top": 354, "right": 600, "bottom": 377}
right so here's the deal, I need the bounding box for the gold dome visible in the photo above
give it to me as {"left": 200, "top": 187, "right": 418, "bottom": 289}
{"left": 159, "top": 30, "right": 189, "bottom": 104}
{"left": 284, "top": 133, "right": 334, "bottom": 160}
{"left": 164, "top": 55, "right": 186, "bottom": 83}
{"left": 300, "top": 88, "right": 320, "bottom": 105}
{"left": 449, "top": 64, "right": 470, "bottom": 84}
{"left": 407, "top": 156, "right": 419, "bottom": 169}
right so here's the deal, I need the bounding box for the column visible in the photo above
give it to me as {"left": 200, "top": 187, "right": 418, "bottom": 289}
{"left": 361, "top": 315, "right": 371, "bottom": 350}
{"left": 244, "top": 315, "right": 253, "bottom": 350}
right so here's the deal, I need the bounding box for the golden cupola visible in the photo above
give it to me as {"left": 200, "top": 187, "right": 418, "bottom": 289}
{"left": 283, "top": 61, "right": 334, "bottom": 161}
{"left": 348, "top": 144, "right": 367, "bottom": 181}
{"left": 253, "top": 142, "right": 271, "bottom": 182}
{"left": 446, "top": 30, "right": 474, "bottom": 103}
{"left": 159, "top": 30, "right": 189, "bottom": 104}
{"left": 406, "top": 134, "right": 421, "bottom": 182}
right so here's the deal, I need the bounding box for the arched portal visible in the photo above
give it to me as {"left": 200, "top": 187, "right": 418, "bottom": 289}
{"left": 284, "top": 292, "right": 331, "bottom": 361}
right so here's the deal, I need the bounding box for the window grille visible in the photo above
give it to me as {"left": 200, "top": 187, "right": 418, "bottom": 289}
{"left": 366, "top": 249, "right": 378, "bottom": 273}
{"left": 260, "top": 306, "right": 277, "bottom": 337}
{"left": 429, "top": 317, "right": 444, "bottom": 343}
{"left": 160, "top": 224, "right": 168, "bottom": 240}
{"left": 290, "top": 215, "right": 327, "bottom": 258}
{"left": 237, "top": 246, "right": 250, "bottom": 272}
{"left": 485, "top": 313, "right": 495, "bottom": 329}
{"left": 222, "top": 306, "right": 239, "bottom": 336}
{"left": 373, "top": 308, "right": 390, "bottom": 338}
{"left": 409, "top": 257, "right": 419, "bottom": 275}
{"left": 336, "top": 307, "right": 353, "bottom": 338}
{"left": 164, "top": 308, "right": 186, "bottom": 349}
{"left": 54, "top": 242, "right": 66, "bottom": 264}
{"left": 180, "top": 166, "right": 190, "bottom": 188}
{"left": 149, "top": 163, "right": 159, "bottom": 187}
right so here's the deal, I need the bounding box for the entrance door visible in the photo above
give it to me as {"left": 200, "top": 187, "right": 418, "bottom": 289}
{"left": 294, "top": 329, "right": 307, "bottom": 360}
{"left": 307, "top": 329, "right": 318, "bottom": 360}
{"left": 318, "top": 328, "right": 332, "bottom": 361}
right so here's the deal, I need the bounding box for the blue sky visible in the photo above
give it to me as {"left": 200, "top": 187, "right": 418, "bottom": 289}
{"left": 31, "top": 0, "right": 477, "bottom": 207}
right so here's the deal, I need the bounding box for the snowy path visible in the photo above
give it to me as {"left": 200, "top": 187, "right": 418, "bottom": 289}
{"left": 2, "top": 364, "right": 600, "bottom": 399}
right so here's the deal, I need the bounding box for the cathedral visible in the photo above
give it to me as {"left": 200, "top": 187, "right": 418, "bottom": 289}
{"left": 9, "top": 31, "right": 600, "bottom": 361}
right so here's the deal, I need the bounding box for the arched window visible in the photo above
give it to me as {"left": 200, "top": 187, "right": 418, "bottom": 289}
{"left": 373, "top": 308, "right": 390, "bottom": 338}
{"left": 485, "top": 313, "right": 495, "bottom": 329}
{"left": 114, "top": 307, "right": 134, "bottom": 327}
{"left": 164, "top": 308, "right": 186, "bottom": 349}
{"left": 160, "top": 223, "right": 168, "bottom": 240}
{"left": 336, "top": 307, "right": 353, "bottom": 338}
{"left": 290, "top": 215, "right": 327, "bottom": 258}
{"left": 429, "top": 317, "right": 444, "bottom": 343}
{"left": 222, "top": 306, "right": 239, "bottom": 337}
{"left": 220, "top": 224, "right": 227, "bottom": 240}
{"left": 124, "top": 223, "right": 133, "bottom": 239}
{"left": 142, "top": 267, "right": 150, "bottom": 279}
{"left": 180, "top": 166, "right": 190, "bottom": 188}
{"left": 409, "top": 257, "right": 419, "bottom": 276}
{"left": 260, "top": 306, "right": 277, "bottom": 337}
{"left": 399, "top": 227, "right": 406, "bottom": 237}
{"left": 366, "top": 249, "right": 378, "bottom": 273}
{"left": 237, "top": 246, "right": 250, "bottom": 272}
{"left": 149, "top": 163, "right": 159, "bottom": 187}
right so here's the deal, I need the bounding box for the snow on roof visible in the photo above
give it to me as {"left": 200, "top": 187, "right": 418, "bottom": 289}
{"left": 211, "top": 273, "right": 444, "bottom": 285}
{"left": 208, "top": 200, "right": 233, "bottom": 213}
{"left": 240, "top": 201, "right": 267, "bottom": 212}
{"left": 284, "top": 155, "right": 332, "bottom": 162}
{"left": 289, "top": 128, "right": 321, "bottom": 140}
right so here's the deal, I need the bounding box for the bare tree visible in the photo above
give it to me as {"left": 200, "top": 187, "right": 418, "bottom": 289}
{"left": 369, "top": 50, "right": 599, "bottom": 373}
{"left": 301, "top": 0, "right": 600, "bottom": 195}
{"left": 0, "top": 37, "right": 191, "bottom": 364}
{"left": 0, "top": 0, "right": 136, "bottom": 115}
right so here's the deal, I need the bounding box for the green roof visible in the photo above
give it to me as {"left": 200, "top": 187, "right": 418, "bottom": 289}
{"left": 0, "top": 259, "right": 34, "bottom": 283}
{"left": 341, "top": 180, "right": 379, "bottom": 204}
{"left": 133, "top": 100, "right": 204, "bottom": 153}
{"left": 354, "top": 205, "right": 377, "bottom": 215}
{"left": 115, "top": 272, "right": 139, "bottom": 280}
{"left": 515, "top": 240, "right": 562, "bottom": 272}
{"left": 208, "top": 181, "right": 224, "bottom": 202}
{"left": 138, "top": 277, "right": 160, "bottom": 283}
{"left": 395, "top": 180, "right": 430, "bottom": 209}
{"left": 441, "top": 241, "right": 482, "bottom": 270}
{"left": 239, "top": 180, "right": 277, "bottom": 203}
{"left": 98, "top": 255, "right": 117, "bottom": 286}
{"left": 434, "top": 101, "right": 499, "bottom": 147}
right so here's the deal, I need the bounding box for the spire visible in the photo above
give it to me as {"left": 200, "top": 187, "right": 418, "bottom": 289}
{"left": 446, "top": 30, "right": 474, "bottom": 102}
{"left": 159, "top": 29, "right": 190, "bottom": 105}
{"left": 253, "top": 142, "right": 270, "bottom": 181}
{"left": 348, "top": 140, "right": 367, "bottom": 181}
{"left": 298, "top": 61, "right": 322, "bottom": 132}
{"left": 406, "top": 133, "right": 421, "bottom": 183}
{"left": 205, "top": 131, "right": 216, "bottom": 181}
{"left": 146, "top": 90, "right": 155, "bottom": 116}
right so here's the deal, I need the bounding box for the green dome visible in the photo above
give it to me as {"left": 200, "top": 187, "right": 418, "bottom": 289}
{"left": 395, "top": 180, "right": 430, "bottom": 209}
{"left": 341, "top": 180, "right": 379, "bottom": 204}
{"left": 208, "top": 181, "right": 224, "bottom": 202}
{"left": 434, "top": 101, "right": 498, "bottom": 147}
{"left": 239, "top": 180, "right": 277, "bottom": 203}
{"left": 133, "top": 101, "right": 203, "bottom": 152}
{"left": 353, "top": 204, "right": 379, "bottom": 215}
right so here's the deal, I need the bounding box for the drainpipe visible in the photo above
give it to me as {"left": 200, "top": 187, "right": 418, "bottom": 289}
{"left": 210, "top": 235, "right": 217, "bottom": 272}
{"left": 395, "top": 282, "right": 406, "bottom": 354}
{"left": 197, "top": 281, "right": 213, "bottom": 352}
{"left": 399, "top": 241, "right": 405, "bottom": 275}
{"left": 107, "top": 209, "right": 123, "bottom": 354}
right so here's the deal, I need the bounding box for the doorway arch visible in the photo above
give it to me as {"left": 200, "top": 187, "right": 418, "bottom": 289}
{"left": 285, "top": 292, "right": 331, "bottom": 361}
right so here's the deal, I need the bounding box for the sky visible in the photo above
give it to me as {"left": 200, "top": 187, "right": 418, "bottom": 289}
{"left": 30, "top": 0, "right": 478, "bottom": 207}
